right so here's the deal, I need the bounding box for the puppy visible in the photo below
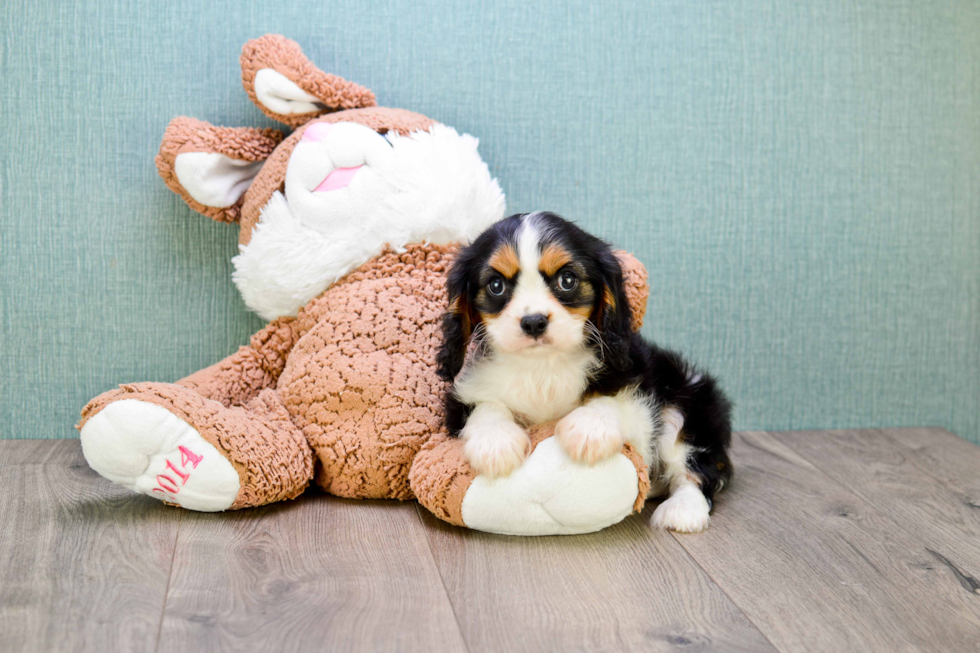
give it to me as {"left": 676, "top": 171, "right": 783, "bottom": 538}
{"left": 436, "top": 211, "right": 733, "bottom": 532}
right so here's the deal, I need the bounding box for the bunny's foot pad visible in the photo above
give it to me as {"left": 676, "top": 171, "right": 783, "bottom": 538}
{"left": 411, "top": 424, "right": 650, "bottom": 536}
{"left": 79, "top": 383, "right": 314, "bottom": 511}
{"left": 80, "top": 399, "right": 241, "bottom": 511}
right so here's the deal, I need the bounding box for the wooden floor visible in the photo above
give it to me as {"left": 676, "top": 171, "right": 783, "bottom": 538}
{"left": 2, "top": 428, "right": 979, "bottom": 652}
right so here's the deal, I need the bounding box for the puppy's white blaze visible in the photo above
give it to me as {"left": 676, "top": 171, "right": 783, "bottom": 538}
{"left": 513, "top": 218, "right": 552, "bottom": 314}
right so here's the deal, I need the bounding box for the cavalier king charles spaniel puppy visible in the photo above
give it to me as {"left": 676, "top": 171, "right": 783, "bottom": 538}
{"left": 436, "top": 211, "right": 733, "bottom": 532}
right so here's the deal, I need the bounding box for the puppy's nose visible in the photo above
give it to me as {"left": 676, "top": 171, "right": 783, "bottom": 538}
{"left": 520, "top": 314, "right": 549, "bottom": 338}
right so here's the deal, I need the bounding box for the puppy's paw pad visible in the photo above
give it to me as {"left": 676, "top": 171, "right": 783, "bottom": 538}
{"left": 651, "top": 486, "right": 711, "bottom": 533}
{"left": 556, "top": 406, "right": 624, "bottom": 465}
{"left": 463, "top": 421, "right": 530, "bottom": 479}
{"left": 80, "top": 400, "right": 240, "bottom": 511}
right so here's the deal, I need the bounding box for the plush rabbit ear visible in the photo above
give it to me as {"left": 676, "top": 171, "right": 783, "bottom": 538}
{"left": 241, "top": 34, "right": 377, "bottom": 128}
{"left": 613, "top": 251, "right": 650, "bottom": 332}
{"left": 156, "top": 117, "right": 284, "bottom": 223}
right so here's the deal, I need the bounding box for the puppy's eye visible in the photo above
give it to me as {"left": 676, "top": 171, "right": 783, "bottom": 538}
{"left": 557, "top": 270, "right": 578, "bottom": 292}
{"left": 487, "top": 276, "right": 506, "bottom": 296}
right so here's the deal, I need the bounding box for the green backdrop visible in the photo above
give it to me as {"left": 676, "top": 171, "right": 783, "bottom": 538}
{"left": 2, "top": 0, "right": 978, "bottom": 443}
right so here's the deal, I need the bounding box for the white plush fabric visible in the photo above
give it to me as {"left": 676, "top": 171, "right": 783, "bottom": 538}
{"left": 173, "top": 152, "right": 265, "bottom": 208}
{"left": 233, "top": 122, "right": 506, "bottom": 320}
{"left": 80, "top": 400, "right": 240, "bottom": 512}
{"left": 253, "top": 68, "right": 326, "bottom": 115}
{"left": 460, "top": 437, "right": 639, "bottom": 536}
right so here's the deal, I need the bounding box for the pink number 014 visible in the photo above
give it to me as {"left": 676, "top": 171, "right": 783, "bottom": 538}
{"left": 151, "top": 445, "right": 203, "bottom": 498}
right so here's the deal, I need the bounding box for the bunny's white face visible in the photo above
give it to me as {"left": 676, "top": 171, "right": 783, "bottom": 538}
{"left": 230, "top": 117, "right": 505, "bottom": 320}
{"left": 284, "top": 121, "right": 396, "bottom": 233}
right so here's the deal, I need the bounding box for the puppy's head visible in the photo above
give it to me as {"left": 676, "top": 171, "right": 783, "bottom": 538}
{"left": 437, "top": 211, "right": 633, "bottom": 380}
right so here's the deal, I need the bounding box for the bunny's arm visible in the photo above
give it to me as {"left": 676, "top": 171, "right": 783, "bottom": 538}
{"left": 176, "top": 316, "right": 301, "bottom": 408}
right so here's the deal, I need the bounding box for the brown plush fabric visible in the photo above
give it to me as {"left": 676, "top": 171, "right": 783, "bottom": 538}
{"left": 408, "top": 432, "right": 474, "bottom": 526}
{"left": 237, "top": 108, "right": 437, "bottom": 246}
{"left": 240, "top": 34, "right": 377, "bottom": 128}
{"left": 178, "top": 316, "right": 301, "bottom": 407}
{"left": 155, "top": 117, "right": 284, "bottom": 224}
{"left": 276, "top": 244, "right": 454, "bottom": 500}
{"left": 622, "top": 443, "right": 652, "bottom": 513}
{"left": 79, "top": 382, "right": 313, "bottom": 509}
{"left": 616, "top": 250, "right": 650, "bottom": 331}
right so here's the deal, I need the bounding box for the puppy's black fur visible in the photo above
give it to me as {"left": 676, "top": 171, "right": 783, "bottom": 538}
{"left": 437, "top": 212, "right": 733, "bottom": 506}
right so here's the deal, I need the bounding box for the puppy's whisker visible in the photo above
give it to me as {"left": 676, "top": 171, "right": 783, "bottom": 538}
{"left": 585, "top": 322, "right": 607, "bottom": 360}
{"left": 471, "top": 322, "right": 488, "bottom": 344}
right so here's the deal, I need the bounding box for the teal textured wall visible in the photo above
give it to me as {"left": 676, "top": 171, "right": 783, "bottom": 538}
{"left": 1, "top": 1, "right": 978, "bottom": 442}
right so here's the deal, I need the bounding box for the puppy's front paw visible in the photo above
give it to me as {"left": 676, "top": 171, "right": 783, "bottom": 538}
{"left": 651, "top": 485, "right": 711, "bottom": 533}
{"left": 556, "top": 405, "right": 624, "bottom": 465}
{"left": 463, "top": 420, "right": 531, "bottom": 479}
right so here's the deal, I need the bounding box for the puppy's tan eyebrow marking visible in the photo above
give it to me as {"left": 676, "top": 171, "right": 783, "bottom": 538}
{"left": 602, "top": 286, "right": 617, "bottom": 311}
{"left": 539, "top": 243, "right": 572, "bottom": 277}
{"left": 488, "top": 244, "right": 520, "bottom": 278}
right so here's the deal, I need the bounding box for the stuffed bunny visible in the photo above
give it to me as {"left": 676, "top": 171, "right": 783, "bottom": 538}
{"left": 79, "top": 35, "right": 651, "bottom": 535}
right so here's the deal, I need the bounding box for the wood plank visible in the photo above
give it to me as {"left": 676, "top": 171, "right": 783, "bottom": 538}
{"left": 880, "top": 427, "right": 980, "bottom": 500}
{"left": 668, "top": 431, "right": 980, "bottom": 652}
{"left": 773, "top": 428, "right": 980, "bottom": 583}
{"left": 417, "top": 503, "right": 775, "bottom": 652}
{"left": 8, "top": 431, "right": 980, "bottom": 652}
{"left": 0, "top": 441, "right": 179, "bottom": 652}
{"left": 157, "top": 494, "right": 468, "bottom": 653}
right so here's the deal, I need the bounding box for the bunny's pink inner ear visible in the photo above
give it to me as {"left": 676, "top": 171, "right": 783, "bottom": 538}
{"left": 156, "top": 117, "right": 284, "bottom": 224}
{"left": 241, "top": 34, "right": 376, "bottom": 128}
{"left": 253, "top": 69, "right": 327, "bottom": 117}
{"left": 173, "top": 153, "right": 266, "bottom": 208}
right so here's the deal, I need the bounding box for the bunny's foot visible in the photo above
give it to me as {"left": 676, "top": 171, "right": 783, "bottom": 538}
{"left": 80, "top": 383, "right": 313, "bottom": 511}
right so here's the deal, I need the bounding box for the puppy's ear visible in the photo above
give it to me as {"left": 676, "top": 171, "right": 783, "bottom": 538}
{"left": 436, "top": 256, "right": 479, "bottom": 381}
{"left": 595, "top": 249, "right": 634, "bottom": 370}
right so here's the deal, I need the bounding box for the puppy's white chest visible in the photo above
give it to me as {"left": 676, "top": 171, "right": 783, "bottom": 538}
{"left": 454, "top": 350, "right": 595, "bottom": 425}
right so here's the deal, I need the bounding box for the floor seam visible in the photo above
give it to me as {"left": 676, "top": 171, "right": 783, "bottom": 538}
{"left": 413, "top": 502, "right": 472, "bottom": 653}
{"left": 154, "top": 509, "right": 182, "bottom": 653}
{"left": 663, "top": 523, "right": 781, "bottom": 652}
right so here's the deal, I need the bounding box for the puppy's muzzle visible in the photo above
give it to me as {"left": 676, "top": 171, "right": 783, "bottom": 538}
{"left": 520, "top": 313, "right": 549, "bottom": 339}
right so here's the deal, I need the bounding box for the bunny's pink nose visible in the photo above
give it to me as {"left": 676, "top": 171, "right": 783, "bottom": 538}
{"left": 301, "top": 121, "right": 334, "bottom": 143}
